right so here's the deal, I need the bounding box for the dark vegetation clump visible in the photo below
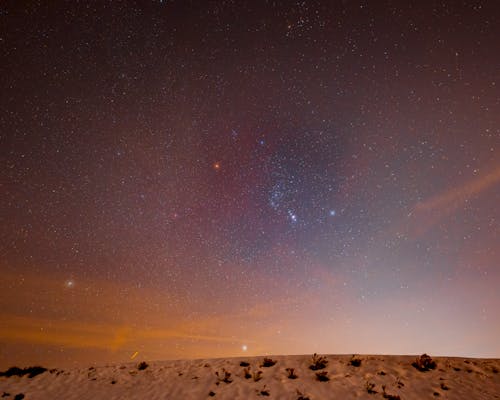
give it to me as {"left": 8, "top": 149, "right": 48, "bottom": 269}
{"left": 258, "top": 385, "right": 270, "bottom": 396}
{"left": 215, "top": 369, "right": 233, "bottom": 384}
{"left": 14, "top": 394, "right": 25, "bottom": 400}
{"left": 412, "top": 354, "right": 437, "bottom": 372}
{"left": 137, "top": 361, "right": 149, "bottom": 371}
{"left": 315, "top": 371, "right": 330, "bottom": 382}
{"left": 261, "top": 358, "right": 277, "bottom": 367}
{"left": 296, "top": 389, "right": 311, "bottom": 400}
{"left": 253, "top": 370, "right": 263, "bottom": 382}
{"left": 382, "top": 385, "right": 401, "bottom": 400}
{"left": 240, "top": 361, "right": 250, "bottom": 367}
{"left": 350, "top": 355, "right": 362, "bottom": 367}
{"left": 0, "top": 366, "right": 47, "bottom": 378}
{"left": 286, "top": 367, "right": 298, "bottom": 379}
{"left": 2, "top": 393, "right": 10, "bottom": 398}
{"left": 309, "top": 353, "right": 328, "bottom": 370}
{"left": 0, "top": 367, "right": 23, "bottom": 377}
{"left": 208, "top": 391, "right": 216, "bottom": 397}
{"left": 366, "top": 381, "right": 377, "bottom": 394}
{"left": 440, "top": 382, "right": 449, "bottom": 390}
{"left": 242, "top": 366, "right": 263, "bottom": 381}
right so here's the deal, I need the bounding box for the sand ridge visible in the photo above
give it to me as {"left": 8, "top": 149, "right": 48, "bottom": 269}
{"left": 1, "top": 354, "right": 499, "bottom": 399}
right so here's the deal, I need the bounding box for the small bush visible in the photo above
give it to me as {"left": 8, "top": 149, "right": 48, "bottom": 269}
{"left": 412, "top": 354, "right": 437, "bottom": 372}
{"left": 137, "top": 361, "right": 149, "bottom": 371}
{"left": 315, "top": 371, "right": 330, "bottom": 382}
{"left": 296, "top": 390, "right": 311, "bottom": 400}
{"left": 208, "top": 391, "right": 216, "bottom": 397}
{"left": 243, "top": 367, "right": 252, "bottom": 379}
{"left": 309, "top": 353, "right": 328, "bottom": 370}
{"left": 240, "top": 361, "right": 250, "bottom": 367}
{"left": 366, "top": 381, "right": 377, "bottom": 394}
{"left": 350, "top": 355, "right": 362, "bottom": 367}
{"left": 440, "top": 382, "right": 449, "bottom": 390}
{"left": 261, "top": 358, "right": 276, "bottom": 367}
{"left": 253, "top": 370, "right": 263, "bottom": 382}
{"left": 0, "top": 366, "right": 47, "bottom": 378}
{"left": 14, "top": 395, "right": 25, "bottom": 400}
{"left": 259, "top": 385, "right": 270, "bottom": 396}
{"left": 382, "top": 385, "right": 401, "bottom": 400}
{"left": 286, "top": 367, "right": 298, "bottom": 379}
{"left": 215, "top": 369, "right": 232, "bottom": 384}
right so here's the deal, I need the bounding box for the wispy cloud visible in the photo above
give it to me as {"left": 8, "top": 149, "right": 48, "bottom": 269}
{"left": 405, "top": 166, "right": 500, "bottom": 237}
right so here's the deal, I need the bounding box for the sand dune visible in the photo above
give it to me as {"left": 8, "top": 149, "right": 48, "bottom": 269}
{"left": 1, "top": 354, "right": 499, "bottom": 399}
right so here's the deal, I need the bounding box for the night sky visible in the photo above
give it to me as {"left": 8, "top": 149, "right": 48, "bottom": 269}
{"left": 1, "top": 1, "right": 499, "bottom": 368}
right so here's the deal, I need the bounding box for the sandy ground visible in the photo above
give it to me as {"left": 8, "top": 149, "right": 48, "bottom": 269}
{"left": 1, "top": 354, "right": 499, "bottom": 399}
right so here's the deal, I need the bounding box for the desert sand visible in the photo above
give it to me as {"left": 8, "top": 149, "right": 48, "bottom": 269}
{"left": 1, "top": 354, "right": 499, "bottom": 399}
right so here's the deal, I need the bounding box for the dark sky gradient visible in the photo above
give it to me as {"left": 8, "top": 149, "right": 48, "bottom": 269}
{"left": 1, "top": 1, "right": 499, "bottom": 368}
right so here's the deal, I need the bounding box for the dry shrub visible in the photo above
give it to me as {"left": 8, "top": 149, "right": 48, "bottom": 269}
{"left": 215, "top": 369, "right": 233, "bottom": 384}
{"left": 350, "top": 355, "right": 362, "bottom": 367}
{"left": 261, "top": 358, "right": 277, "bottom": 367}
{"left": 243, "top": 367, "right": 252, "bottom": 379}
{"left": 253, "top": 370, "right": 263, "bottom": 382}
{"left": 259, "top": 385, "right": 270, "bottom": 396}
{"left": 286, "top": 367, "right": 298, "bottom": 379}
{"left": 296, "top": 389, "right": 311, "bottom": 400}
{"left": 412, "top": 354, "right": 437, "bottom": 372}
{"left": 0, "top": 366, "right": 47, "bottom": 378}
{"left": 315, "top": 371, "right": 330, "bottom": 382}
{"left": 309, "top": 353, "right": 328, "bottom": 370}
{"left": 382, "top": 385, "right": 401, "bottom": 400}
{"left": 137, "top": 361, "right": 149, "bottom": 371}
{"left": 366, "top": 381, "right": 377, "bottom": 394}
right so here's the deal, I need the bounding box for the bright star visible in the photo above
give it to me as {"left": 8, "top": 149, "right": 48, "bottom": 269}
{"left": 242, "top": 345, "right": 248, "bottom": 351}
{"left": 329, "top": 210, "right": 336, "bottom": 216}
